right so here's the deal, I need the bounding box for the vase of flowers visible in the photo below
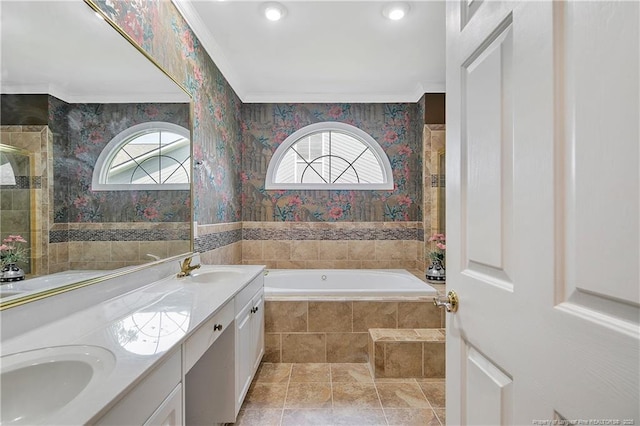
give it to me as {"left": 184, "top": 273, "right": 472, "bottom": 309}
{"left": 1, "top": 235, "right": 29, "bottom": 282}
{"left": 426, "top": 233, "right": 446, "bottom": 282}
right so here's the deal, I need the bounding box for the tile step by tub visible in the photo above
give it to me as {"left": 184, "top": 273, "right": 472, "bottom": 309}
{"left": 368, "top": 328, "right": 445, "bottom": 379}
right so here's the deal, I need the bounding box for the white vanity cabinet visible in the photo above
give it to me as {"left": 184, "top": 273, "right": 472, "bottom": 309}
{"left": 184, "top": 272, "right": 265, "bottom": 424}
{"left": 234, "top": 280, "right": 265, "bottom": 413}
{"left": 95, "top": 349, "right": 182, "bottom": 426}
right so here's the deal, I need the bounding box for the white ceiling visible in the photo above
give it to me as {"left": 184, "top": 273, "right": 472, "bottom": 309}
{"left": 0, "top": 1, "right": 189, "bottom": 104}
{"left": 174, "top": 0, "right": 446, "bottom": 103}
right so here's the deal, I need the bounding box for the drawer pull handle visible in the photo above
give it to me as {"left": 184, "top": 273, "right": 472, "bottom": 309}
{"left": 213, "top": 324, "right": 223, "bottom": 331}
{"left": 251, "top": 306, "right": 259, "bottom": 314}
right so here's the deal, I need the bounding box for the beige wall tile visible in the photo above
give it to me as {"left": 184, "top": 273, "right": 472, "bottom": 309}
{"left": 265, "top": 301, "right": 308, "bottom": 332}
{"left": 326, "top": 333, "right": 369, "bottom": 363}
{"left": 375, "top": 241, "right": 404, "bottom": 260}
{"left": 275, "top": 260, "right": 306, "bottom": 269}
{"left": 348, "top": 241, "right": 376, "bottom": 260}
{"left": 333, "top": 260, "right": 362, "bottom": 269}
{"left": 304, "top": 260, "right": 335, "bottom": 269}
{"left": 281, "top": 333, "right": 326, "bottom": 363}
{"left": 308, "top": 302, "right": 352, "bottom": 332}
{"left": 110, "top": 241, "right": 140, "bottom": 262}
{"left": 139, "top": 241, "right": 169, "bottom": 260}
{"left": 262, "top": 240, "right": 291, "bottom": 261}
{"left": 242, "top": 240, "right": 263, "bottom": 260}
{"left": 423, "top": 342, "right": 445, "bottom": 378}
{"left": 318, "top": 241, "right": 348, "bottom": 260}
{"left": 264, "top": 333, "right": 281, "bottom": 363}
{"left": 398, "top": 302, "right": 441, "bottom": 328}
{"left": 383, "top": 342, "right": 423, "bottom": 378}
{"left": 291, "top": 241, "right": 318, "bottom": 261}
{"left": 353, "top": 302, "right": 397, "bottom": 332}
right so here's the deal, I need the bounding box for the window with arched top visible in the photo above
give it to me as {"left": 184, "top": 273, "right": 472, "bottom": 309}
{"left": 92, "top": 122, "right": 190, "bottom": 191}
{"left": 265, "top": 122, "right": 394, "bottom": 190}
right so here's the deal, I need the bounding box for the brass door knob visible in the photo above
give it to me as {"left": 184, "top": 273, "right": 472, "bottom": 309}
{"left": 433, "top": 290, "right": 459, "bottom": 313}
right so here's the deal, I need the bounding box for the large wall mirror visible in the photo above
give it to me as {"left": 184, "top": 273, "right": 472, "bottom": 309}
{"left": 0, "top": 0, "right": 192, "bottom": 307}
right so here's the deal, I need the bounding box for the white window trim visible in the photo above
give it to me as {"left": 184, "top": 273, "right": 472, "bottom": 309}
{"left": 91, "top": 121, "right": 190, "bottom": 191}
{"left": 265, "top": 122, "right": 394, "bottom": 190}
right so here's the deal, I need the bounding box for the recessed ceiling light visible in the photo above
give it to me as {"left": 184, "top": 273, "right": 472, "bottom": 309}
{"left": 262, "top": 2, "right": 287, "bottom": 21}
{"left": 382, "top": 2, "right": 410, "bottom": 21}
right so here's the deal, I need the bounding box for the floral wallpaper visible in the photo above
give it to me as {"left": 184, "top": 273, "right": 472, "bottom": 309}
{"left": 93, "top": 1, "right": 425, "bottom": 226}
{"left": 94, "top": 0, "right": 243, "bottom": 224}
{"left": 50, "top": 96, "right": 190, "bottom": 223}
{"left": 241, "top": 103, "right": 422, "bottom": 222}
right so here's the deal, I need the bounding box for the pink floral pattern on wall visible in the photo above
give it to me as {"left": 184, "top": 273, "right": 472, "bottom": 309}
{"left": 95, "top": 0, "right": 243, "bottom": 224}
{"left": 241, "top": 103, "right": 422, "bottom": 222}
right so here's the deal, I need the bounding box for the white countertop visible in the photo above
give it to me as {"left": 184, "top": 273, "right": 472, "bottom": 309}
{"left": 0, "top": 264, "right": 265, "bottom": 425}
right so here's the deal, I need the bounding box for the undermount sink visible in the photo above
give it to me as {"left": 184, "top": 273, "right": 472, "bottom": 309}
{"left": 188, "top": 267, "right": 247, "bottom": 284}
{"left": 0, "top": 345, "right": 115, "bottom": 425}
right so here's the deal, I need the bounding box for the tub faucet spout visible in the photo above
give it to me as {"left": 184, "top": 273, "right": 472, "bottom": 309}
{"left": 177, "top": 256, "right": 200, "bottom": 278}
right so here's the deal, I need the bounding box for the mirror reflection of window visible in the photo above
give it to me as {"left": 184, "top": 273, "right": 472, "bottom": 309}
{"left": 111, "top": 309, "right": 190, "bottom": 356}
{"left": 0, "top": 153, "right": 17, "bottom": 185}
{"left": 92, "top": 122, "right": 190, "bottom": 191}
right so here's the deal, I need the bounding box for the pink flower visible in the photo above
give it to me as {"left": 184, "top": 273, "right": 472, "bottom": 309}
{"left": 214, "top": 107, "right": 223, "bottom": 121}
{"left": 193, "top": 65, "right": 203, "bottom": 84}
{"left": 328, "top": 105, "right": 342, "bottom": 119}
{"left": 182, "top": 30, "right": 195, "bottom": 54}
{"left": 73, "top": 196, "right": 88, "bottom": 208}
{"left": 398, "top": 145, "right": 412, "bottom": 155}
{"left": 143, "top": 207, "right": 159, "bottom": 220}
{"left": 74, "top": 145, "right": 88, "bottom": 156}
{"left": 4, "top": 235, "right": 27, "bottom": 243}
{"left": 274, "top": 132, "right": 289, "bottom": 144}
{"left": 397, "top": 195, "right": 412, "bottom": 207}
{"left": 329, "top": 207, "right": 343, "bottom": 220}
{"left": 89, "top": 131, "right": 104, "bottom": 144}
{"left": 384, "top": 130, "right": 398, "bottom": 143}
{"left": 436, "top": 243, "right": 446, "bottom": 250}
{"left": 145, "top": 105, "right": 159, "bottom": 118}
{"left": 0, "top": 244, "right": 11, "bottom": 251}
{"left": 288, "top": 195, "right": 302, "bottom": 207}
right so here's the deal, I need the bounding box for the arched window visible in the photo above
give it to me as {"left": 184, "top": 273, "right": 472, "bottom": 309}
{"left": 92, "top": 122, "right": 190, "bottom": 191}
{"left": 265, "top": 122, "right": 394, "bottom": 190}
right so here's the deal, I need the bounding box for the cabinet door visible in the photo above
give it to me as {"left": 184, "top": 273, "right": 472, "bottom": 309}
{"left": 144, "top": 384, "right": 182, "bottom": 426}
{"left": 235, "top": 304, "right": 253, "bottom": 410}
{"left": 250, "top": 292, "right": 264, "bottom": 373}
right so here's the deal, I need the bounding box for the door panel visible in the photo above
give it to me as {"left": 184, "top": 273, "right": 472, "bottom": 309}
{"left": 561, "top": 1, "right": 640, "bottom": 306}
{"left": 466, "top": 347, "right": 512, "bottom": 426}
{"left": 463, "top": 17, "right": 514, "bottom": 286}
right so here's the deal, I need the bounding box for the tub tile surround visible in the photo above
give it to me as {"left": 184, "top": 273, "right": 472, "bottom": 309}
{"left": 241, "top": 221, "right": 424, "bottom": 271}
{"left": 264, "top": 300, "right": 444, "bottom": 364}
{"left": 233, "top": 363, "right": 445, "bottom": 426}
{"left": 369, "top": 329, "right": 445, "bottom": 379}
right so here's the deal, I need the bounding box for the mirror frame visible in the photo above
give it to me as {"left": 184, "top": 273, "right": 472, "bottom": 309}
{"left": 0, "top": 0, "right": 195, "bottom": 311}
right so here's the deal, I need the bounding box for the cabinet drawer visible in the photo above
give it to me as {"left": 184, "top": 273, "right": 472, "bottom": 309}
{"left": 184, "top": 300, "right": 234, "bottom": 373}
{"left": 235, "top": 274, "right": 264, "bottom": 314}
{"left": 96, "top": 349, "right": 181, "bottom": 426}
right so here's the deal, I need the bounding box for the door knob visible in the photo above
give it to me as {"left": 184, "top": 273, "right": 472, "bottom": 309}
{"left": 433, "top": 290, "right": 459, "bottom": 313}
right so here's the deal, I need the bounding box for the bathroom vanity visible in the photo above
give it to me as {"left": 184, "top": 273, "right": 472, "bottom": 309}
{"left": 0, "top": 258, "right": 265, "bottom": 425}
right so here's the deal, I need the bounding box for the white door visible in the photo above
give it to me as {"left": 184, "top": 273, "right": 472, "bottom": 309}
{"left": 446, "top": 1, "right": 639, "bottom": 424}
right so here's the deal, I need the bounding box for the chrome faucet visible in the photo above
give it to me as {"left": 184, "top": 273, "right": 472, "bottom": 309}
{"left": 177, "top": 256, "right": 200, "bottom": 278}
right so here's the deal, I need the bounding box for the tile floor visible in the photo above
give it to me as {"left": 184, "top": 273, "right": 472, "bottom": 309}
{"left": 232, "top": 363, "right": 446, "bottom": 426}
